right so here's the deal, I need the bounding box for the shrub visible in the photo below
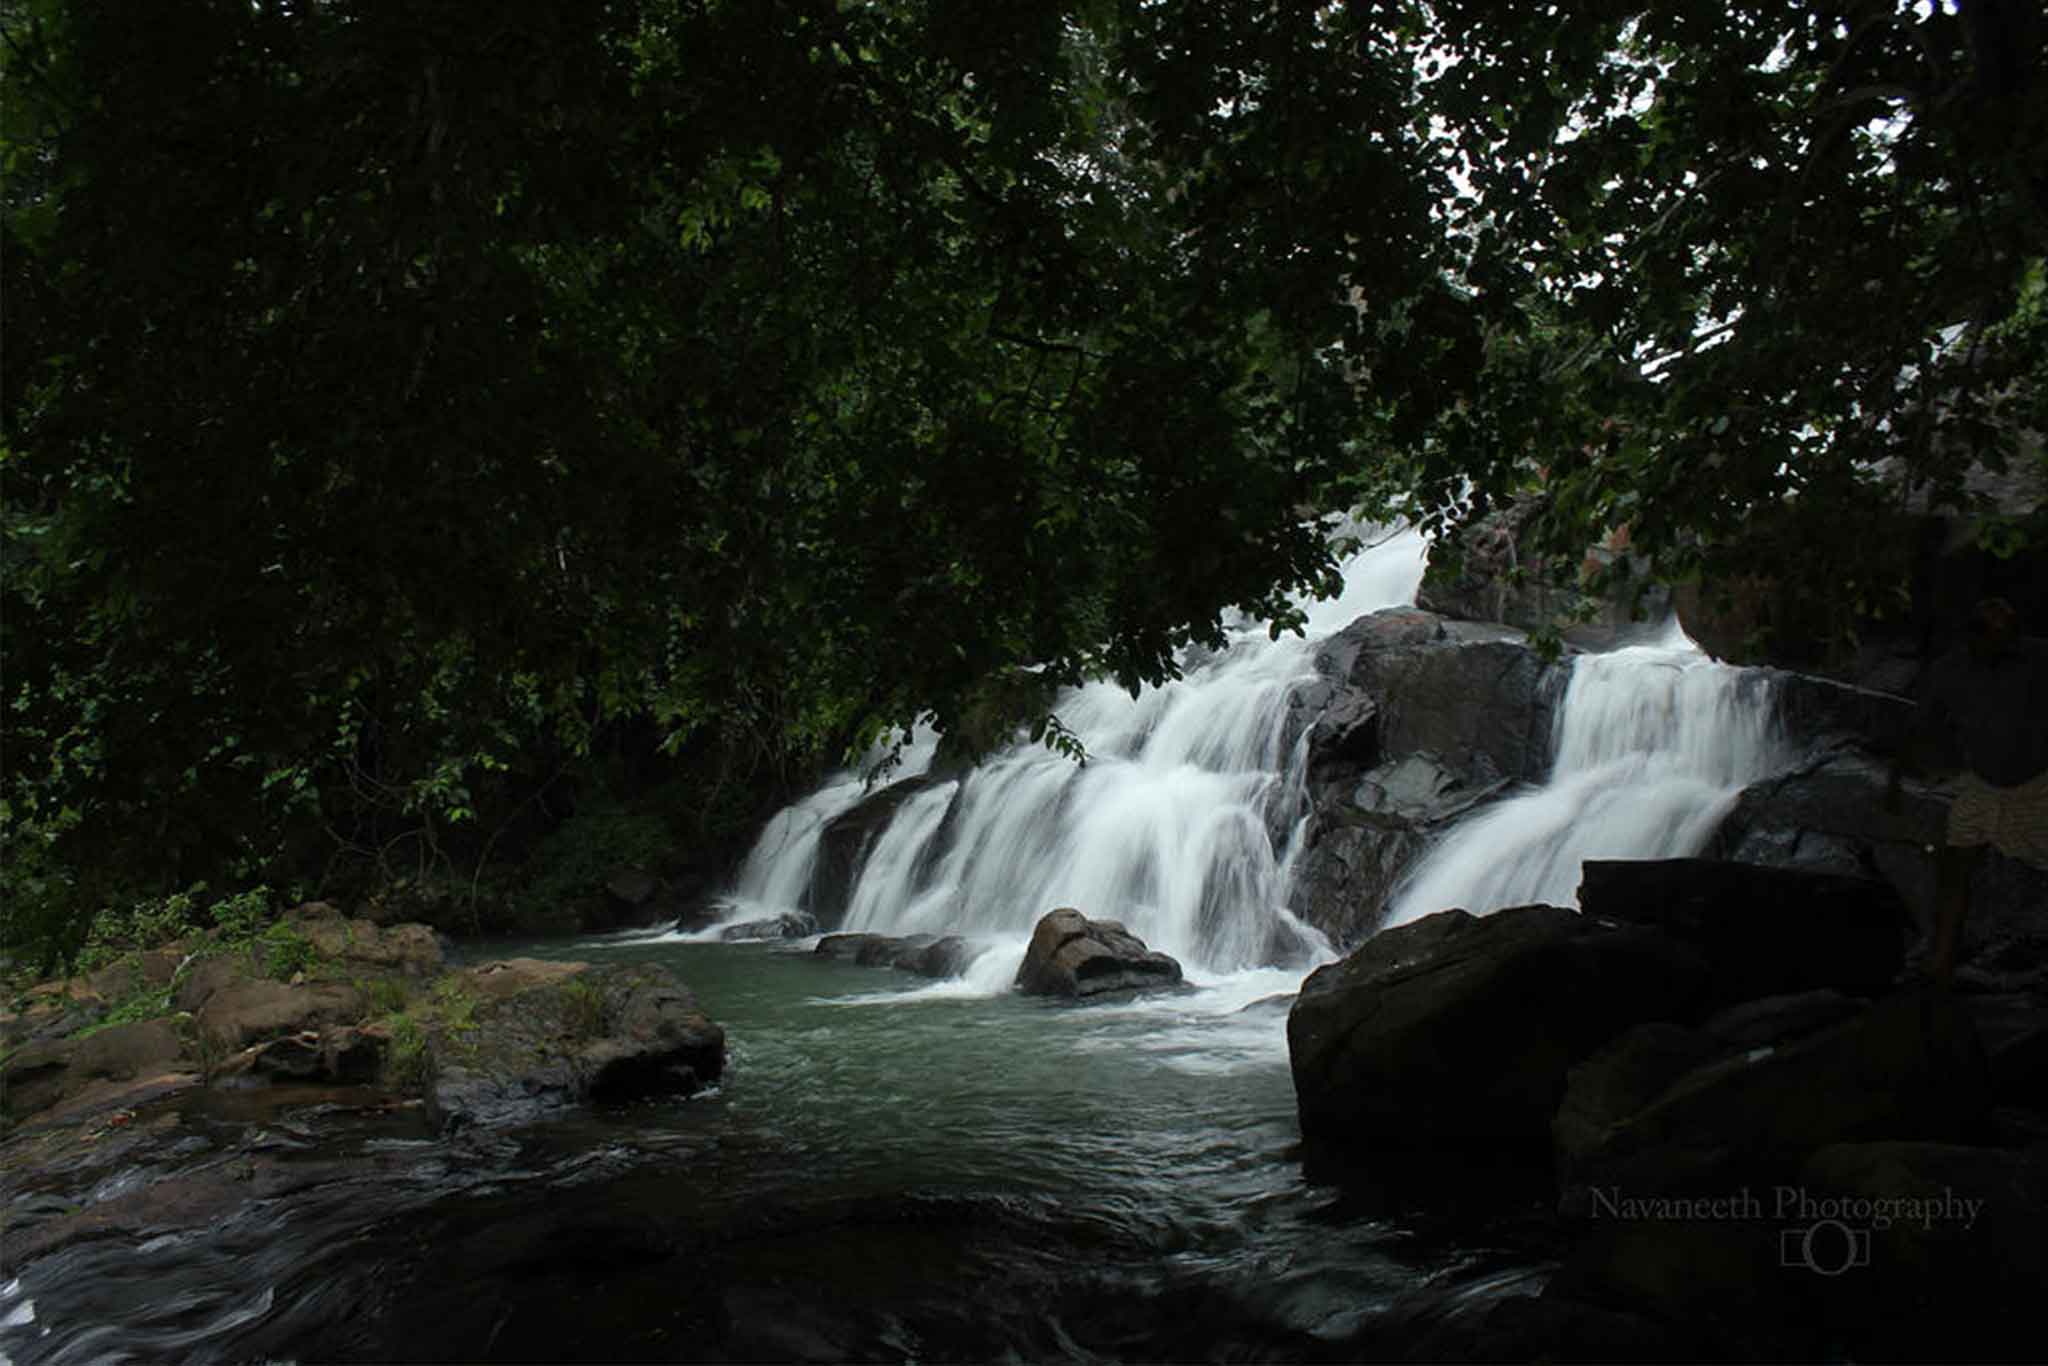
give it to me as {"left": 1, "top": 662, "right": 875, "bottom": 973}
{"left": 258, "top": 921, "right": 316, "bottom": 980}
{"left": 384, "top": 1013, "right": 433, "bottom": 1091}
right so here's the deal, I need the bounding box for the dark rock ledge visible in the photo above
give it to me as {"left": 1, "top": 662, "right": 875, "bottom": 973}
{"left": 1288, "top": 859, "right": 2048, "bottom": 1365}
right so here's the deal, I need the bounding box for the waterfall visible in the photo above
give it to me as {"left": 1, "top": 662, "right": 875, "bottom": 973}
{"left": 723, "top": 527, "right": 1432, "bottom": 973}
{"left": 721, "top": 725, "right": 940, "bottom": 920}
{"left": 1382, "top": 621, "right": 1787, "bottom": 927}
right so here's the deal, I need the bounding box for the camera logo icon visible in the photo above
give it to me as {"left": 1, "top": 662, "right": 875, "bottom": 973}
{"left": 1779, "top": 1219, "right": 1872, "bottom": 1275}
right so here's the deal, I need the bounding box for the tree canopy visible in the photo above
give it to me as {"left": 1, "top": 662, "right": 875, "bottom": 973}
{"left": 4, "top": 0, "right": 2044, "bottom": 959}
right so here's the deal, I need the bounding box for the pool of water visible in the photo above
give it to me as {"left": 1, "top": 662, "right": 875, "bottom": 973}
{"left": 1, "top": 938, "right": 1560, "bottom": 1363}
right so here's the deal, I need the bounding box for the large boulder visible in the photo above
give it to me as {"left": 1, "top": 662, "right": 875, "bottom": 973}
{"left": 1711, "top": 747, "right": 2048, "bottom": 986}
{"left": 1285, "top": 610, "right": 1570, "bottom": 948}
{"left": 1341, "top": 611, "right": 1568, "bottom": 791}
{"left": 1012, "top": 909, "right": 1183, "bottom": 999}
{"left": 1577, "top": 858, "right": 1907, "bottom": 1008}
{"left": 427, "top": 961, "right": 724, "bottom": 1132}
{"left": 1710, "top": 751, "right": 1944, "bottom": 917}
{"left": 1554, "top": 987, "right": 1992, "bottom": 1214}
{"left": 1287, "top": 905, "right": 1708, "bottom": 1145}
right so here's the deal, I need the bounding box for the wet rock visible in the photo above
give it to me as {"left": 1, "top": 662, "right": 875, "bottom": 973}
{"left": 173, "top": 954, "right": 246, "bottom": 1013}
{"left": 85, "top": 946, "right": 186, "bottom": 997}
{"left": 427, "top": 961, "right": 724, "bottom": 1132}
{"left": 320, "top": 1024, "right": 388, "bottom": 1083}
{"left": 1554, "top": 988, "right": 1992, "bottom": 1214}
{"left": 718, "top": 910, "right": 818, "bottom": 942}
{"left": 1286, "top": 609, "right": 1569, "bottom": 947}
{"left": 1712, "top": 749, "right": 2048, "bottom": 982}
{"left": 1711, "top": 750, "right": 1945, "bottom": 920}
{"left": 1578, "top": 858, "right": 1906, "bottom": 1008}
{"left": 1288, "top": 822, "right": 1429, "bottom": 952}
{"left": 0, "top": 1018, "right": 191, "bottom": 1119}
{"left": 816, "top": 932, "right": 980, "bottom": 978}
{"left": 1013, "top": 908, "right": 1183, "bottom": 999}
{"left": 1341, "top": 611, "right": 1569, "bottom": 793}
{"left": 1287, "top": 905, "right": 1708, "bottom": 1144}
{"left": 671, "top": 899, "right": 725, "bottom": 933}
{"left": 812, "top": 775, "right": 953, "bottom": 925}
{"left": 1352, "top": 754, "right": 1511, "bottom": 830}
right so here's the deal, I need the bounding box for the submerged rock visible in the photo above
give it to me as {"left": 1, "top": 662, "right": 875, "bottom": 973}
{"left": 718, "top": 910, "right": 818, "bottom": 941}
{"left": 1012, "top": 908, "right": 1183, "bottom": 999}
{"left": 815, "top": 932, "right": 979, "bottom": 978}
{"left": 1286, "top": 905, "right": 1707, "bottom": 1145}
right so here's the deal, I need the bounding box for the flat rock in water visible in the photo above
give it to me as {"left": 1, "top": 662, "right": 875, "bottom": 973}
{"left": 816, "top": 932, "right": 979, "bottom": 978}
{"left": 718, "top": 911, "right": 819, "bottom": 942}
{"left": 1013, "top": 909, "right": 1183, "bottom": 999}
{"left": 427, "top": 961, "right": 724, "bottom": 1133}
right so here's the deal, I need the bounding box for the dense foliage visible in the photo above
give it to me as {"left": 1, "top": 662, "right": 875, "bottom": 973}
{"left": 5, "top": 0, "right": 2043, "bottom": 964}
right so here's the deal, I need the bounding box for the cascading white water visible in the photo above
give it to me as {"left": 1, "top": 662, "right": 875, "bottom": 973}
{"left": 725, "top": 527, "right": 1432, "bottom": 975}
{"left": 1382, "top": 621, "right": 1788, "bottom": 926}
{"left": 720, "top": 724, "right": 940, "bottom": 921}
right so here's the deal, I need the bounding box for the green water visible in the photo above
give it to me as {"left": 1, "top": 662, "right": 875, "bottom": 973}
{"left": 455, "top": 936, "right": 1559, "bottom": 1357}
{"left": 0, "top": 938, "right": 1559, "bottom": 1363}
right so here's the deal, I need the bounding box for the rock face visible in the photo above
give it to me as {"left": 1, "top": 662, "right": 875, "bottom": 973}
{"left": 1553, "top": 988, "right": 1991, "bottom": 1214}
{"left": 1712, "top": 750, "right": 2048, "bottom": 987}
{"left": 815, "top": 933, "right": 980, "bottom": 978}
{"left": 1576, "top": 858, "right": 1907, "bottom": 1008}
{"left": 810, "top": 775, "right": 954, "bottom": 926}
{"left": 427, "top": 961, "right": 725, "bottom": 1132}
{"left": 1286, "top": 905, "right": 1708, "bottom": 1144}
{"left": 1012, "top": 909, "right": 1183, "bottom": 999}
{"left": 1286, "top": 609, "right": 1572, "bottom": 948}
